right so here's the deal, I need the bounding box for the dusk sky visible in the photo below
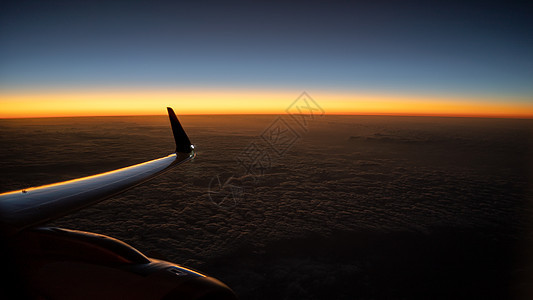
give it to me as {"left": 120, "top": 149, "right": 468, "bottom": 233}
{"left": 1, "top": 0, "right": 532, "bottom": 117}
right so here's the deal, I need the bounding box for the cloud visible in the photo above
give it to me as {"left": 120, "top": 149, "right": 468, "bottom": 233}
{"left": 1, "top": 115, "right": 532, "bottom": 298}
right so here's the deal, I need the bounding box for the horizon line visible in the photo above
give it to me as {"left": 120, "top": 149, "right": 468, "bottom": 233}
{"left": 2, "top": 112, "right": 532, "bottom": 120}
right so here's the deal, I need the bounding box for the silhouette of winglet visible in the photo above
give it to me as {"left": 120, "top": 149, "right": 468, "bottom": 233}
{"left": 167, "top": 107, "right": 193, "bottom": 154}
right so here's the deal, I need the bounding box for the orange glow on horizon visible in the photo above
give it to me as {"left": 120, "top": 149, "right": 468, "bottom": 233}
{"left": 1, "top": 89, "right": 532, "bottom": 119}
{"left": 323, "top": 92, "right": 533, "bottom": 119}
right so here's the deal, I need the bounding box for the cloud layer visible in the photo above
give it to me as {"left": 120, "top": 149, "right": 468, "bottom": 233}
{"left": 1, "top": 115, "right": 532, "bottom": 299}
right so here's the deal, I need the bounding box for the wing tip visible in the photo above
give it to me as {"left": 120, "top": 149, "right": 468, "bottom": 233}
{"left": 167, "top": 107, "right": 194, "bottom": 154}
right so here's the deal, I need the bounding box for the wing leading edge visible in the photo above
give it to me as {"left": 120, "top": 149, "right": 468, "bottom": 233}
{"left": 0, "top": 107, "right": 195, "bottom": 234}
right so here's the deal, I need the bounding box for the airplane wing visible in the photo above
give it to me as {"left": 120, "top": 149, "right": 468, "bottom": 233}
{"left": 0, "top": 107, "right": 195, "bottom": 234}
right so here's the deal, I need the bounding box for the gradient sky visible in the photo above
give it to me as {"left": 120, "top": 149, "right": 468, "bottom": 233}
{"left": 1, "top": 0, "right": 532, "bottom": 117}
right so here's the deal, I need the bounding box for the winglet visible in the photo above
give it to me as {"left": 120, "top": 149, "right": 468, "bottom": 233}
{"left": 167, "top": 107, "right": 194, "bottom": 154}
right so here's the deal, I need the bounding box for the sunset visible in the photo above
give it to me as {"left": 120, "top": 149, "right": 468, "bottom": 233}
{"left": 1, "top": 1, "right": 532, "bottom": 119}
{"left": 1, "top": 89, "right": 533, "bottom": 118}
{"left": 1, "top": 1, "right": 532, "bottom": 299}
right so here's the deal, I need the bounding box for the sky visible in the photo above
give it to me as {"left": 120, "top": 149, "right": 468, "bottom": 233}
{"left": 1, "top": 0, "right": 532, "bottom": 118}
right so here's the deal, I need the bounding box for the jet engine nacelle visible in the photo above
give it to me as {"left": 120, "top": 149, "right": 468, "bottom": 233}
{"left": 11, "top": 227, "right": 237, "bottom": 300}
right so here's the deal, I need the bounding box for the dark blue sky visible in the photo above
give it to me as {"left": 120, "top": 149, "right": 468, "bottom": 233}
{"left": 1, "top": 0, "right": 532, "bottom": 99}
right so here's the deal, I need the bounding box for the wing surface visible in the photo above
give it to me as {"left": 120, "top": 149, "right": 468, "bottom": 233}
{"left": 0, "top": 108, "right": 195, "bottom": 233}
